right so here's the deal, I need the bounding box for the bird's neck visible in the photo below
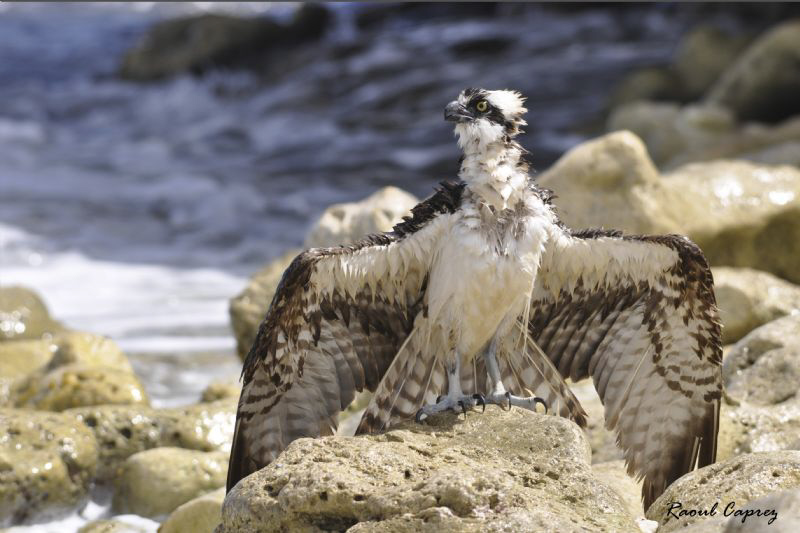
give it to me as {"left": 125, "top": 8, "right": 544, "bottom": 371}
{"left": 459, "top": 138, "right": 529, "bottom": 211}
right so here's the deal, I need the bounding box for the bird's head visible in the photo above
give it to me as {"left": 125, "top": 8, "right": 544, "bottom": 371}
{"left": 445, "top": 88, "right": 527, "bottom": 151}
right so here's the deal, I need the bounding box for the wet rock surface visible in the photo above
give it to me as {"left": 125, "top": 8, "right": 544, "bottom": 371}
{"left": 112, "top": 447, "right": 228, "bottom": 518}
{"left": 160, "top": 486, "right": 225, "bottom": 533}
{"left": 0, "top": 286, "right": 64, "bottom": 342}
{"left": 0, "top": 409, "right": 99, "bottom": 527}
{"left": 219, "top": 408, "right": 638, "bottom": 533}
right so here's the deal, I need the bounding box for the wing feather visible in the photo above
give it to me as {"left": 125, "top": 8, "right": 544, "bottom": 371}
{"left": 226, "top": 181, "right": 465, "bottom": 492}
{"left": 530, "top": 228, "right": 722, "bottom": 510}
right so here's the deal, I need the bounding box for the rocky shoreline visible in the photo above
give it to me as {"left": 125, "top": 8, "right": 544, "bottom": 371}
{"left": 3, "top": 10, "right": 800, "bottom": 533}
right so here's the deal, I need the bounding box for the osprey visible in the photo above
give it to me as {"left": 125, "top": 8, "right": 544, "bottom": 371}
{"left": 227, "top": 88, "right": 723, "bottom": 510}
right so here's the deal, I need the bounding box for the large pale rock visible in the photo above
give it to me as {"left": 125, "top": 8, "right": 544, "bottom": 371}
{"left": 607, "top": 102, "right": 735, "bottom": 166}
{"left": 0, "top": 286, "right": 63, "bottom": 341}
{"left": 230, "top": 185, "right": 419, "bottom": 360}
{"left": 79, "top": 519, "right": 153, "bottom": 533}
{"left": 540, "top": 132, "right": 800, "bottom": 283}
{"left": 724, "top": 489, "right": 800, "bottom": 532}
{"left": 610, "top": 102, "right": 800, "bottom": 169}
{"left": 646, "top": 451, "right": 800, "bottom": 531}
{"left": 304, "top": 186, "right": 419, "bottom": 248}
{"left": 592, "top": 460, "right": 644, "bottom": 519}
{"left": 112, "top": 447, "right": 228, "bottom": 518}
{"left": 712, "top": 267, "right": 800, "bottom": 344}
{"left": 0, "top": 338, "right": 55, "bottom": 406}
{"left": 219, "top": 408, "right": 638, "bottom": 532}
{"left": 160, "top": 486, "right": 225, "bottom": 533}
{"left": 707, "top": 21, "right": 800, "bottom": 123}
{"left": 50, "top": 332, "right": 134, "bottom": 373}
{"left": 723, "top": 314, "right": 800, "bottom": 405}
{"left": 228, "top": 249, "right": 299, "bottom": 359}
{"left": 717, "top": 401, "right": 800, "bottom": 462}
{"left": 69, "top": 399, "right": 236, "bottom": 481}
{"left": 200, "top": 380, "right": 240, "bottom": 403}
{"left": 12, "top": 363, "right": 149, "bottom": 411}
{"left": 0, "top": 408, "right": 98, "bottom": 526}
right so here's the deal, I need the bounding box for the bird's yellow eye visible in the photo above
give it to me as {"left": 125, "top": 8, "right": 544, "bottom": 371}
{"left": 476, "top": 100, "right": 488, "bottom": 112}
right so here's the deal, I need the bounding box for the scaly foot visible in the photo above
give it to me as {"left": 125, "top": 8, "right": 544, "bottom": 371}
{"left": 483, "top": 391, "right": 547, "bottom": 413}
{"left": 415, "top": 393, "right": 486, "bottom": 422}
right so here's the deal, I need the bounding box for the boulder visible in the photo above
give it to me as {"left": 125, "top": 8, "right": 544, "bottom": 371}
{"left": 304, "top": 186, "right": 419, "bottom": 248}
{"left": 49, "top": 332, "right": 134, "bottom": 373}
{"left": 119, "top": 5, "right": 330, "bottom": 81}
{"left": 539, "top": 131, "right": 800, "bottom": 284}
{"left": 218, "top": 408, "right": 639, "bottom": 532}
{"left": 68, "top": 404, "right": 164, "bottom": 481}
{"left": 724, "top": 488, "right": 800, "bottom": 532}
{"left": 592, "top": 460, "right": 644, "bottom": 519}
{"left": 230, "top": 185, "right": 419, "bottom": 360}
{"left": 645, "top": 451, "right": 800, "bottom": 531}
{"left": 201, "top": 380, "right": 241, "bottom": 403}
{"left": 159, "top": 398, "right": 237, "bottom": 452}
{"left": 229, "top": 249, "right": 299, "bottom": 360}
{"left": 707, "top": 21, "right": 800, "bottom": 123}
{"left": 607, "top": 102, "right": 735, "bottom": 166}
{"left": 0, "top": 285, "right": 63, "bottom": 342}
{"left": 712, "top": 267, "right": 800, "bottom": 344}
{"left": 723, "top": 314, "right": 800, "bottom": 405}
{"left": 78, "top": 519, "right": 154, "bottom": 533}
{"left": 609, "top": 102, "right": 800, "bottom": 169}
{"left": 609, "top": 67, "right": 681, "bottom": 109}
{"left": 716, "top": 401, "right": 800, "bottom": 462}
{"left": 160, "top": 486, "right": 225, "bottom": 533}
{"left": 0, "top": 408, "right": 98, "bottom": 527}
{"left": 68, "top": 399, "right": 236, "bottom": 481}
{"left": 12, "top": 363, "right": 149, "bottom": 412}
{"left": 673, "top": 25, "right": 753, "bottom": 101}
{"left": 112, "top": 447, "right": 228, "bottom": 518}
{"left": 0, "top": 338, "right": 56, "bottom": 406}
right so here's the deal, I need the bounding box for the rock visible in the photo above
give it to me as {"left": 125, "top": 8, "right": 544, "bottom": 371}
{"left": 201, "top": 380, "right": 240, "bottom": 403}
{"left": 646, "top": 451, "right": 800, "bottom": 531}
{"left": 229, "top": 249, "right": 299, "bottom": 360}
{"left": 218, "top": 408, "right": 638, "bottom": 532}
{"left": 68, "top": 399, "right": 236, "bottom": 481}
{"left": 230, "top": 185, "right": 419, "bottom": 360}
{"left": 712, "top": 267, "right": 800, "bottom": 344}
{"left": 112, "top": 447, "right": 228, "bottom": 518}
{"left": 304, "top": 186, "right": 419, "bottom": 248}
{"left": 607, "top": 102, "right": 735, "bottom": 166}
{"left": 160, "top": 486, "right": 225, "bottom": 533}
{"left": 717, "top": 401, "right": 800, "bottom": 462}
{"left": 539, "top": 132, "right": 800, "bottom": 284}
{"left": 723, "top": 488, "right": 800, "bottom": 532}
{"left": 119, "top": 5, "right": 330, "bottom": 81}
{"left": 159, "top": 398, "right": 236, "bottom": 453}
{"left": 0, "top": 408, "right": 98, "bottom": 527}
{"left": 609, "top": 102, "right": 800, "bottom": 169}
{"left": 68, "top": 405, "right": 164, "bottom": 481}
{"left": 707, "top": 21, "right": 800, "bottom": 123}
{"left": 78, "top": 519, "right": 153, "bottom": 533}
{"left": 609, "top": 68, "right": 681, "bottom": 109}
{"left": 49, "top": 332, "right": 134, "bottom": 373}
{"left": 0, "top": 285, "right": 63, "bottom": 341}
{"left": 723, "top": 314, "right": 800, "bottom": 405}
{"left": 570, "top": 379, "right": 622, "bottom": 464}
{"left": 0, "top": 338, "right": 56, "bottom": 406}
{"left": 592, "top": 460, "right": 644, "bottom": 519}
{"left": 673, "top": 25, "right": 753, "bottom": 101}
{"left": 12, "top": 363, "right": 149, "bottom": 411}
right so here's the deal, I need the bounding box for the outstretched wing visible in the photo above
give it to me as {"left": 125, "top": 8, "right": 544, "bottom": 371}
{"left": 529, "top": 227, "right": 723, "bottom": 510}
{"left": 226, "top": 181, "right": 465, "bottom": 492}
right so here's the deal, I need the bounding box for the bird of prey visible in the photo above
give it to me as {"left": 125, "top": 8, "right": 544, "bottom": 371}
{"left": 226, "top": 88, "right": 722, "bottom": 510}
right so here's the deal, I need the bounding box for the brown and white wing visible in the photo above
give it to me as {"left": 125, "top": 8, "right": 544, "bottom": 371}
{"left": 226, "top": 181, "right": 464, "bottom": 492}
{"left": 529, "top": 227, "right": 723, "bottom": 510}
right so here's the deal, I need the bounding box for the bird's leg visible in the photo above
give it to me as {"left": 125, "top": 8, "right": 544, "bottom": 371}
{"left": 482, "top": 336, "right": 548, "bottom": 413}
{"left": 415, "top": 354, "right": 485, "bottom": 422}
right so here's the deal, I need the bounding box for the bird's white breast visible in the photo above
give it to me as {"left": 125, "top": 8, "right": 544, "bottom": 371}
{"left": 426, "top": 192, "right": 552, "bottom": 359}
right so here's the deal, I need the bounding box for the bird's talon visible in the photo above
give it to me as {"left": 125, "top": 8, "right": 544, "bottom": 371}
{"left": 436, "top": 395, "right": 443, "bottom": 404}
{"left": 473, "top": 393, "right": 486, "bottom": 413}
{"left": 534, "top": 396, "right": 547, "bottom": 414}
{"left": 415, "top": 409, "right": 426, "bottom": 423}
{"left": 504, "top": 391, "right": 512, "bottom": 411}
{"left": 458, "top": 400, "right": 468, "bottom": 416}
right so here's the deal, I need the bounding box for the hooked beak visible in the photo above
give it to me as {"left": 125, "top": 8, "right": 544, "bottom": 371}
{"left": 444, "top": 101, "right": 472, "bottom": 123}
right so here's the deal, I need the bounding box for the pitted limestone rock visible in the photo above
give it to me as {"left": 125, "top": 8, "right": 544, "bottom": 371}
{"left": 218, "top": 408, "right": 638, "bottom": 532}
